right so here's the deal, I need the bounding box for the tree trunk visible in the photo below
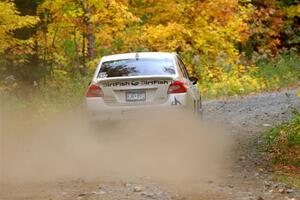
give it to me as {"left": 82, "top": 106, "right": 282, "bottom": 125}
{"left": 87, "top": 22, "right": 95, "bottom": 60}
{"left": 82, "top": 32, "right": 86, "bottom": 67}
{"left": 73, "top": 27, "right": 80, "bottom": 72}
{"left": 83, "top": 0, "right": 95, "bottom": 60}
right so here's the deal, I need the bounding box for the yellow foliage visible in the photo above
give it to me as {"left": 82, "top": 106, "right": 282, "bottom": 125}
{"left": 124, "top": 0, "right": 253, "bottom": 83}
{"left": 35, "top": 0, "right": 138, "bottom": 68}
{"left": 0, "top": 1, "right": 39, "bottom": 53}
{"left": 285, "top": 5, "right": 300, "bottom": 18}
{"left": 141, "top": 23, "right": 190, "bottom": 51}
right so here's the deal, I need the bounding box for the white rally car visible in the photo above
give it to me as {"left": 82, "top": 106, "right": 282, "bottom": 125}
{"left": 86, "top": 52, "right": 202, "bottom": 120}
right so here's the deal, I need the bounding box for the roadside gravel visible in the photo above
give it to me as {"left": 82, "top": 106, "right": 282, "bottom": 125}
{"left": 202, "top": 88, "right": 300, "bottom": 200}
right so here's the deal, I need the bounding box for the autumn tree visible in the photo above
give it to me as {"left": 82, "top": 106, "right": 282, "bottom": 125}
{"left": 240, "top": 0, "right": 300, "bottom": 58}
{"left": 37, "top": 0, "right": 137, "bottom": 74}
{"left": 126, "top": 0, "right": 252, "bottom": 82}
{"left": 0, "top": 1, "right": 38, "bottom": 54}
{"left": 0, "top": 0, "right": 39, "bottom": 90}
{"left": 1, "top": 0, "right": 299, "bottom": 96}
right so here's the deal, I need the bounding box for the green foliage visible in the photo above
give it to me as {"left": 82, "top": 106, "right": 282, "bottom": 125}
{"left": 254, "top": 51, "right": 300, "bottom": 88}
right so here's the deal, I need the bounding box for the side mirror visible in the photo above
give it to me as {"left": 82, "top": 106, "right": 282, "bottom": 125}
{"left": 189, "top": 77, "right": 198, "bottom": 85}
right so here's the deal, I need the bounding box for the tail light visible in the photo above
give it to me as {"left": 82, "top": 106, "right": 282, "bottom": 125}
{"left": 168, "top": 81, "right": 187, "bottom": 94}
{"left": 86, "top": 84, "right": 103, "bottom": 97}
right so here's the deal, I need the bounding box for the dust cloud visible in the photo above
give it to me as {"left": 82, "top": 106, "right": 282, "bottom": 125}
{"left": 0, "top": 107, "right": 232, "bottom": 191}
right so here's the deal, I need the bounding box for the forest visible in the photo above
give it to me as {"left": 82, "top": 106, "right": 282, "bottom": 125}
{"left": 1, "top": 0, "right": 300, "bottom": 195}
{"left": 1, "top": 0, "right": 299, "bottom": 105}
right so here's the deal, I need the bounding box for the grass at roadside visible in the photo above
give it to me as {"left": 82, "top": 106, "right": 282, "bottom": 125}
{"left": 265, "top": 104, "right": 300, "bottom": 187}
{"left": 265, "top": 110, "right": 300, "bottom": 167}
{"left": 273, "top": 174, "right": 300, "bottom": 188}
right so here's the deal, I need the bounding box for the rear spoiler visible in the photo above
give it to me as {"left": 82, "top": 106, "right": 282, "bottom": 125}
{"left": 96, "top": 75, "right": 175, "bottom": 84}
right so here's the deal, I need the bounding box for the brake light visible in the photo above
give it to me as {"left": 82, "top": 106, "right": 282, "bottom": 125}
{"left": 168, "top": 81, "right": 187, "bottom": 94}
{"left": 86, "top": 84, "right": 103, "bottom": 97}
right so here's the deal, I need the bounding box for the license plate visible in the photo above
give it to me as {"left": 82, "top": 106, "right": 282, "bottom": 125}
{"left": 126, "top": 90, "right": 146, "bottom": 102}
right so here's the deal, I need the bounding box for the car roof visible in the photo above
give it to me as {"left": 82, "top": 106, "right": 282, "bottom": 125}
{"left": 101, "top": 52, "right": 175, "bottom": 62}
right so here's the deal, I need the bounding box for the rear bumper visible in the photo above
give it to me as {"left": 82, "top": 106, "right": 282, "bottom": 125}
{"left": 86, "top": 94, "right": 188, "bottom": 121}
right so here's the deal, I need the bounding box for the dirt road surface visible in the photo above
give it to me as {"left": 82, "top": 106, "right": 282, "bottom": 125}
{"left": 1, "top": 88, "right": 300, "bottom": 200}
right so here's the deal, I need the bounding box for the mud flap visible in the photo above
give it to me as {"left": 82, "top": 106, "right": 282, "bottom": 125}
{"left": 172, "top": 97, "right": 183, "bottom": 106}
{"left": 194, "top": 99, "right": 203, "bottom": 118}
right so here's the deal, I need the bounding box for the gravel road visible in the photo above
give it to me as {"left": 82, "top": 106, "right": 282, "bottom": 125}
{"left": 202, "top": 88, "right": 300, "bottom": 200}
{"left": 1, "top": 88, "right": 300, "bottom": 200}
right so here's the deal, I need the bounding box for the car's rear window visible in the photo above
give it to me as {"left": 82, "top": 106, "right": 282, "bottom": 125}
{"left": 98, "top": 58, "right": 175, "bottom": 78}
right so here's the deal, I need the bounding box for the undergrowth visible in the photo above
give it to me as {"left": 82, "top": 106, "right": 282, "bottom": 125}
{"left": 265, "top": 98, "right": 300, "bottom": 181}
{"left": 201, "top": 52, "right": 300, "bottom": 98}
{"left": 1, "top": 72, "right": 90, "bottom": 118}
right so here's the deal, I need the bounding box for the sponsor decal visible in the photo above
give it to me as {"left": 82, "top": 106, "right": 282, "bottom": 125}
{"left": 102, "top": 80, "right": 170, "bottom": 87}
{"left": 131, "top": 81, "right": 139, "bottom": 86}
{"left": 172, "top": 97, "right": 182, "bottom": 106}
{"left": 98, "top": 72, "right": 108, "bottom": 78}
